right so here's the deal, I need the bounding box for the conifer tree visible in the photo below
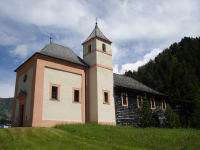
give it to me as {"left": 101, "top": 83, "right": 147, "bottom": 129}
{"left": 138, "top": 94, "right": 155, "bottom": 127}
{"left": 191, "top": 89, "right": 200, "bottom": 129}
{"left": 170, "top": 57, "right": 199, "bottom": 128}
{"left": 163, "top": 105, "right": 180, "bottom": 128}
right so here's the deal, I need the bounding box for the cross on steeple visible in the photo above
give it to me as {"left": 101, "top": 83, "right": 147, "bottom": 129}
{"left": 95, "top": 18, "right": 98, "bottom": 28}
{"left": 50, "top": 34, "right": 52, "bottom": 43}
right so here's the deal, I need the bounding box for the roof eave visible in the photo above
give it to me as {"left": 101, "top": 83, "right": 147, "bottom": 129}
{"left": 14, "top": 52, "right": 89, "bottom": 72}
{"left": 114, "top": 84, "right": 167, "bottom": 98}
{"left": 82, "top": 36, "right": 112, "bottom": 46}
{"left": 37, "top": 52, "right": 89, "bottom": 67}
{"left": 14, "top": 53, "right": 37, "bottom": 72}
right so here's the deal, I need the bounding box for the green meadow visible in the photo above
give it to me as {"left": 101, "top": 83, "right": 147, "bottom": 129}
{"left": 0, "top": 124, "right": 200, "bottom": 150}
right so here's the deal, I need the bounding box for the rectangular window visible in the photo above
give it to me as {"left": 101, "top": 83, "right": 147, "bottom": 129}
{"left": 104, "top": 92, "right": 108, "bottom": 103}
{"left": 72, "top": 88, "right": 81, "bottom": 103}
{"left": 121, "top": 93, "right": 128, "bottom": 106}
{"left": 137, "top": 95, "right": 143, "bottom": 108}
{"left": 162, "top": 100, "right": 166, "bottom": 110}
{"left": 152, "top": 100, "right": 154, "bottom": 107}
{"left": 74, "top": 90, "right": 79, "bottom": 102}
{"left": 49, "top": 83, "right": 60, "bottom": 101}
{"left": 123, "top": 94, "right": 127, "bottom": 105}
{"left": 103, "top": 90, "right": 110, "bottom": 104}
{"left": 52, "top": 86, "right": 58, "bottom": 99}
{"left": 150, "top": 98, "right": 156, "bottom": 109}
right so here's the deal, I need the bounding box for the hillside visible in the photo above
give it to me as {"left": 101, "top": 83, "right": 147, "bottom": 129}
{"left": 124, "top": 37, "right": 200, "bottom": 128}
{"left": 0, "top": 98, "right": 14, "bottom": 124}
{"left": 0, "top": 124, "right": 200, "bottom": 149}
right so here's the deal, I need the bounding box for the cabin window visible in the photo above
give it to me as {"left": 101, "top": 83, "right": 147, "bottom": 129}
{"left": 121, "top": 93, "right": 128, "bottom": 106}
{"left": 162, "top": 100, "right": 166, "bottom": 110}
{"left": 72, "top": 88, "right": 81, "bottom": 103}
{"left": 137, "top": 95, "right": 143, "bottom": 108}
{"left": 23, "top": 73, "right": 27, "bottom": 83}
{"left": 50, "top": 83, "right": 60, "bottom": 101}
{"left": 150, "top": 98, "right": 156, "bottom": 109}
{"left": 102, "top": 43, "right": 106, "bottom": 52}
{"left": 103, "top": 90, "right": 110, "bottom": 104}
{"left": 88, "top": 44, "right": 91, "bottom": 53}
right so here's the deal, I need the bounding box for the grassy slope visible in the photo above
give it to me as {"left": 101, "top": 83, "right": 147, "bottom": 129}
{"left": 55, "top": 124, "right": 200, "bottom": 150}
{"left": 0, "top": 124, "right": 200, "bottom": 150}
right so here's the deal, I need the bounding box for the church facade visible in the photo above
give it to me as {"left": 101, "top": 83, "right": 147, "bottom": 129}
{"left": 11, "top": 23, "right": 168, "bottom": 127}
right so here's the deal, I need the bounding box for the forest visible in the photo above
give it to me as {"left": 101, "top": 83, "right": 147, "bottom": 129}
{"left": 124, "top": 37, "right": 200, "bottom": 128}
{"left": 0, "top": 98, "right": 13, "bottom": 125}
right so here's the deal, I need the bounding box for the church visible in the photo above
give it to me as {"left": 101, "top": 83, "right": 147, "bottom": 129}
{"left": 11, "top": 23, "right": 168, "bottom": 127}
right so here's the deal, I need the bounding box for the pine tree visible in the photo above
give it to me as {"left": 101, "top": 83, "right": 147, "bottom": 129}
{"left": 124, "top": 70, "right": 133, "bottom": 78}
{"left": 170, "top": 57, "right": 199, "bottom": 128}
{"left": 138, "top": 94, "right": 155, "bottom": 127}
{"left": 191, "top": 89, "right": 200, "bottom": 129}
{"left": 163, "top": 105, "right": 177, "bottom": 128}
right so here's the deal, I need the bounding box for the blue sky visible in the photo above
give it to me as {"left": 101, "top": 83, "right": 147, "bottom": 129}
{"left": 0, "top": 0, "right": 200, "bottom": 98}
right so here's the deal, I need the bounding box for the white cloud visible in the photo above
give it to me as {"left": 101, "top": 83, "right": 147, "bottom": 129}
{"left": 112, "top": 44, "right": 124, "bottom": 61}
{"left": 79, "top": 51, "right": 83, "bottom": 59}
{"left": 105, "top": 0, "right": 200, "bottom": 42}
{"left": 113, "top": 64, "right": 119, "bottom": 74}
{"left": 0, "top": 69, "right": 16, "bottom": 98}
{"left": 1, "top": 0, "right": 199, "bottom": 43}
{"left": 9, "top": 45, "right": 29, "bottom": 58}
{"left": 0, "top": 0, "right": 91, "bottom": 29}
{"left": 114, "top": 48, "right": 162, "bottom": 74}
{"left": 0, "top": 83, "right": 15, "bottom": 98}
{"left": 1, "top": 0, "right": 200, "bottom": 57}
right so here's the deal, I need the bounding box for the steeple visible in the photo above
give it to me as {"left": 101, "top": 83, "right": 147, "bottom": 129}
{"left": 82, "top": 22, "right": 111, "bottom": 45}
{"left": 82, "top": 21, "right": 115, "bottom": 124}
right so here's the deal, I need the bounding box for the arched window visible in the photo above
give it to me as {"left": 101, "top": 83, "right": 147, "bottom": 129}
{"left": 88, "top": 45, "right": 91, "bottom": 53}
{"left": 102, "top": 44, "right": 106, "bottom": 52}
{"left": 23, "top": 73, "right": 27, "bottom": 83}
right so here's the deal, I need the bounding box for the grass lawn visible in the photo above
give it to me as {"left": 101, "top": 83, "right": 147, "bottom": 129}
{"left": 0, "top": 124, "right": 200, "bottom": 150}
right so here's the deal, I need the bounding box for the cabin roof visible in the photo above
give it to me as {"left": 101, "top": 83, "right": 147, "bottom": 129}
{"left": 113, "top": 73, "right": 165, "bottom": 96}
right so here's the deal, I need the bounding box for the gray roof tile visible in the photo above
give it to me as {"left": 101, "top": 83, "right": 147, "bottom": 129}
{"left": 83, "top": 23, "right": 111, "bottom": 44}
{"left": 113, "top": 73, "right": 165, "bottom": 96}
{"left": 38, "top": 43, "right": 89, "bottom": 66}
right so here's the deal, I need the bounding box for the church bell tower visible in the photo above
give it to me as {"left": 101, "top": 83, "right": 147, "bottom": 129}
{"left": 82, "top": 22, "right": 116, "bottom": 125}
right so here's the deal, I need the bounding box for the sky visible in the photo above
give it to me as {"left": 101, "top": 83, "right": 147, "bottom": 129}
{"left": 0, "top": 0, "right": 200, "bottom": 98}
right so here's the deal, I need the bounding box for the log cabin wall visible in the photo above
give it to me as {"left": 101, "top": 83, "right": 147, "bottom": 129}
{"left": 114, "top": 86, "right": 168, "bottom": 127}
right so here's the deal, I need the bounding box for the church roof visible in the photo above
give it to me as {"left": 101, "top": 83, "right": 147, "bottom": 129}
{"left": 14, "top": 42, "right": 89, "bottom": 72}
{"left": 113, "top": 73, "right": 165, "bottom": 96}
{"left": 38, "top": 43, "right": 89, "bottom": 66}
{"left": 82, "top": 23, "right": 112, "bottom": 44}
